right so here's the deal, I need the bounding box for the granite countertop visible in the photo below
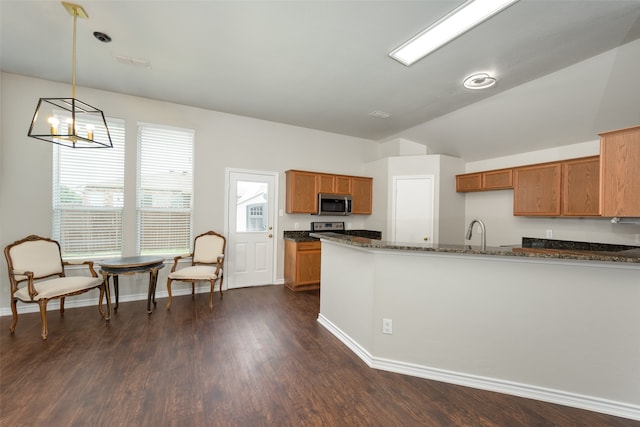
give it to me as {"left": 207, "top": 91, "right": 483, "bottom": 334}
{"left": 309, "top": 233, "right": 640, "bottom": 264}
{"left": 284, "top": 230, "right": 382, "bottom": 242}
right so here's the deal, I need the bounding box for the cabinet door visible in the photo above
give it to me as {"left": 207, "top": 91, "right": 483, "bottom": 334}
{"left": 456, "top": 173, "right": 482, "bottom": 192}
{"left": 296, "top": 247, "right": 321, "bottom": 285}
{"left": 335, "top": 175, "right": 352, "bottom": 194}
{"left": 285, "top": 170, "right": 317, "bottom": 214}
{"left": 483, "top": 169, "right": 513, "bottom": 190}
{"left": 562, "top": 156, "right": 600, "bottom": 216}
{"left": 600, "top": 126, "right": 640, "bottom": 217}
{"left": 351, "top": 177, "right": 373, "bottom": 215}
{"left": 316, "top": 174, "right": 335, "bottom": 194}
{"left": 514, "top": 162, "right": 561, "bottom": 216}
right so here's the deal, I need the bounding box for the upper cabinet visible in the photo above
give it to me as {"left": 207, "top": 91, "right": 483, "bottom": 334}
{"left": 562, "top": 156, "right": 600, "bottom": 216}
{"left": 285, "top": 170, "right": 372, "bottom": 215}
{"left": 514, "top": 162, "right": 562, "bottom": 216}
{"left": 286, "top": 170, "right": 317, "bottom": 214}
{"left": 456, "top": 168, "right": 513, "bottom": 192}
{"left": 513, "top": 157, "right": 600, "bottom": 217}
{"left": 351, "top": 177, "right": 373, "bottom": 215}
{"left": 599, "top": 126, "right": 640, "bottom": 217}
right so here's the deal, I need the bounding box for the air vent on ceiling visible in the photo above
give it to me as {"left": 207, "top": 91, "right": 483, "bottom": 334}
{"left": 369, "top": 110, "right": 392, "bottom": 119}
{"left": 115, "top": 55, "right": 151, "bottom": 69}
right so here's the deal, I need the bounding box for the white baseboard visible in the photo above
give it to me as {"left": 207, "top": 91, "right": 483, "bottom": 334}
{"left": 317, "top": 314, "right": 640, "bottom": 422}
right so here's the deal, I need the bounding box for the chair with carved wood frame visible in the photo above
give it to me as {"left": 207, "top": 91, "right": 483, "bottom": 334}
{"left": 166, "top": 230, "right": 226, "bottom": 311}
{"left": 4, "top": 235, "right": 110, "bottom": 340}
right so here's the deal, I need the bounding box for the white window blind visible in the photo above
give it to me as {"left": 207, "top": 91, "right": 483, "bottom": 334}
{"left": 137, "top": 123, "right": 194, "bottom": 256}
{"left": 53, "top": 117, "right": 125, "bottom": 259}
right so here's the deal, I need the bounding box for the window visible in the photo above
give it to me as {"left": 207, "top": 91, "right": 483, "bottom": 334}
{"left": 247, "top": 204, "right": 266, "bottom": 231}
{"left": 52, "top": 117, "right": 125, "bottom": 259}
{"left": 137, "top": 123, "right": 194, "bottom": 256}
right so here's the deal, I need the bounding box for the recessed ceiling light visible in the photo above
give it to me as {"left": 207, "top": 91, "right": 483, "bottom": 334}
{"left": 93, "top": 31, "right": 111, "bottom": 43}
{"left": 463, "top": 73, "right": 496, "bottom": 89}
{"left": 389, "top": 0, "right": 519, "bottom": 66}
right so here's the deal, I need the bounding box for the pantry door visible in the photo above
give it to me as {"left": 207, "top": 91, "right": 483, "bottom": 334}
{"left": 225, "top": 169, "right": 278, "bottom": 288}
{"left": 391, "top": 175, "right": 434, "bottom": 244}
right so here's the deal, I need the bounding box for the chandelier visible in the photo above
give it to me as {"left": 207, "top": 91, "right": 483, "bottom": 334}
{"left": 27, "top": 1, "right": 112, "bottom": 148}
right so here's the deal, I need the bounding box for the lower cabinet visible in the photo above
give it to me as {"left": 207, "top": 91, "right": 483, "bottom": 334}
{"left": 284, "top": 240, "right": 321, "bottom": 291}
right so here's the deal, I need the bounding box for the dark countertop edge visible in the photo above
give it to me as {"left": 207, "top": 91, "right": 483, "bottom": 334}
{"left": 310, "top": 233, "right": 640, "bottom": 265}
{"left": 284, "top": 230, "right": 381, "bottom": 242}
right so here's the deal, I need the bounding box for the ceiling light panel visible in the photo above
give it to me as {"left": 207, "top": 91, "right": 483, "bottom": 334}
{"left": 390, "top": 0, "right": 519, "bottom": 66}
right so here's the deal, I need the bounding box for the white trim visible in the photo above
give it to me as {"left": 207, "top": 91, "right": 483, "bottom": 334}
{"left": 317, "top": 314, "right": 640, "bottom": 421}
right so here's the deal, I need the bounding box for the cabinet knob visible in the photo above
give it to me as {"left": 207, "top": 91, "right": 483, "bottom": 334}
{"left": 423, "top": 236, "right": 429, "bottom": 241}
{"left": 268, "top": 234, "right": 273, "bottom": 238}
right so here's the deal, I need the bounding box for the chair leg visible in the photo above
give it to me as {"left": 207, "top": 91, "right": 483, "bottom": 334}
{"left": 38, "top": 300, "right": 49, "bottom": 340}
{"left": 98, "top": 285, "right": 106, "bottom": 318}
{"left": 9, "top": 298, "right": 18, "bottom": 334}
{"left": 219, "top": 274, "right": 224, "bottom": 299}
{"left": 60, "top": 297, "right": 65, "bottom": 316}
{"left": 209, "top": 280, "right": 215, "bottom": 310}
{"left": 166, "top": 278, "right": 173, "bottom": 309}
{"left": 191, "top": 283, "right": 195, "bottom": 298}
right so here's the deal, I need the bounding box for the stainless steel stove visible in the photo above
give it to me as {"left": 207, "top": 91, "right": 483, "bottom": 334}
{"left": 310, "top": 221, "right": 345, "bottom": 233}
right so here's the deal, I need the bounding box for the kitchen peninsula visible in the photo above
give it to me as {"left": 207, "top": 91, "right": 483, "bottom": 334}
{"left": 313, "top": 233, "right": 640, "bottom": 421}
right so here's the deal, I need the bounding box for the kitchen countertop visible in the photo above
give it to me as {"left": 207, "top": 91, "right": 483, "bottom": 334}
{"left": 284, "top": 230, "right": 382, "bottom": 242}
{"left": 310, "top": 233, "right": 640, "bottom": 264}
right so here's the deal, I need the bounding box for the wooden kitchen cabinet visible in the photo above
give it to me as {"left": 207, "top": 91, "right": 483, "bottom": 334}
{"left": 316, "top": 174, "right": 335, "bottom": 194}
{"left": 351, "top": 176, "right": 373, "bottom": 215}
{"left": 599, "top": 126, "right": 640, "bottom": 217}
{"left": 483, "top": 168, "right": 513, "bottom": 190}
{"left": 286, "top": 170, "right": 317, "bottom": 214}
{"left": 316, "top": 174, "right": 351, "bottom": 194}
{"left": 514, "top": 162, "right": 562, "bottom": 216}
{"left": 562, "top": 156, "right": 600, "bottom": 216}
{"left": 456, "top": 168, "right": 512, "bottom": 192}
{"left": 286, "top": 170, "right": 372, "bottom": 214}
{"left": 334, "top": 175, "right": 352, "bottom": 194}
{"left": 284, "top": 240, "right": 321, "bottom": 291}
{"left": 456, "top": 173, "right": 482, "bottom": 192}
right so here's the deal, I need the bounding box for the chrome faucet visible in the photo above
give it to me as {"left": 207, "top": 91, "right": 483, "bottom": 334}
{"left": 465, "top": 219, "right": 486, "bottom": 250}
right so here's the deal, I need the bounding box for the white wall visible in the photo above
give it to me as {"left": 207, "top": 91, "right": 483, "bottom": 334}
{"left": 0, "top": 72, "right": 377, "bottom": 311}
{"left": 461, "top": 141, "right": 640, "bottom": 246}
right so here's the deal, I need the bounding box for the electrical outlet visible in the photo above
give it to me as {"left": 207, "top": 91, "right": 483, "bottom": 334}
{"left": 546, "top": 229, "right": 553, "bottom": 238}
{"left": 635, "top": 234, "right": 640, "bottom": 244}
{"left": 382, "top": 318, "right": 393, "bottom": 334}
{"left": 294, "top": 222, "right": 299, "bottom": 230}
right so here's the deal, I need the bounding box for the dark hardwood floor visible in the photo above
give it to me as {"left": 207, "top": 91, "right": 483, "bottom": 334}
{"left": 1, "top": 285, "right": 637, "bottom": 426}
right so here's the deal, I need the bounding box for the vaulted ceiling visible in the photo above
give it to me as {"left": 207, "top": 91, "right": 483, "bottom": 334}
{"left": 2, "top": 1, "right": 640, "bottom": 161}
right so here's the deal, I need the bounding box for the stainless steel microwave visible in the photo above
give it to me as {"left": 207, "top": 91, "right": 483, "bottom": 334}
{"left": 317, "top": 193, "right": 352, "bottom": 216}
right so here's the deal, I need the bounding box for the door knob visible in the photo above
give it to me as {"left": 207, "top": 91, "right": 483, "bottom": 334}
{"left": 423, "top": 236, "right": 429, "bottom": 241}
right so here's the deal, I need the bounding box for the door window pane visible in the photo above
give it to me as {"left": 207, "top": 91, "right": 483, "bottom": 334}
{"left": 235, "top": 181, "right": 268, "bottom": 232}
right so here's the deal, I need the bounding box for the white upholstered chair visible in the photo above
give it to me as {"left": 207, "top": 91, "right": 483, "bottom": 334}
{"left": 166, "top": 230, "right": 226, "bottom": 311}
{"left": 4, "top": 235, "right": 109, "bottom": 340}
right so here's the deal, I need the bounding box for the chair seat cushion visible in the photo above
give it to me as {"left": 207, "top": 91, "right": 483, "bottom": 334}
{"left": 14, "top": 276, "right": 103, "bottom": 301}
{"left": 168, "top": 265, "right": 221, "bottom": 281}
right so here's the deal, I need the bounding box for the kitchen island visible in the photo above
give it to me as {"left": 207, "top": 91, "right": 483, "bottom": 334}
{"left": 313, "top": 233, "right": 640, "bottom": 421}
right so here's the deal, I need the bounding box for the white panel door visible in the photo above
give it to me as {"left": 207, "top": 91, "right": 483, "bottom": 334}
{"left": 392, "top": 175, "right": 434, "bottom": 244}
{"left": 226, "top": 169, "right": 277, "bottom": 288}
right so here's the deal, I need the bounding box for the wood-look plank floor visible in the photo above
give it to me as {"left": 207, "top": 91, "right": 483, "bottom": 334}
{"left": 1, "top": 285, "right": 637, "bottom": 426}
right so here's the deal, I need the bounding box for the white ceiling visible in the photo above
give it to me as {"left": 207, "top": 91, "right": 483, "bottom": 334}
{"left": 2, "top": 0, "right": 640, "bottom": 161}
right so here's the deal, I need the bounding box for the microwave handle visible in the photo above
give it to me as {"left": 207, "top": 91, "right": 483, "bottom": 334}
{"left": 345, "top": 196, "right": 352, "bottom": 215}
